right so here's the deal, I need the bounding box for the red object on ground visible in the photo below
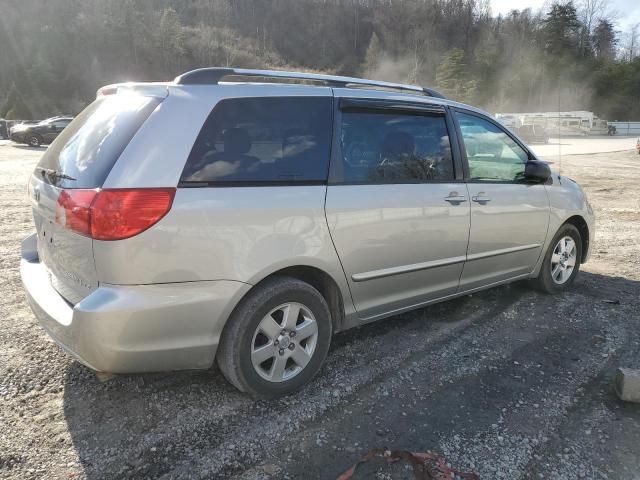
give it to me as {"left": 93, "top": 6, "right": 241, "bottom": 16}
{"left": 337, "top": 448, "right": 480, "bottom": 480}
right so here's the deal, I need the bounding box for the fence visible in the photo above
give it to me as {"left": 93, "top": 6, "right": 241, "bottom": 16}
{"left": 608, "top": 122, "right": 640, "bottom": 136}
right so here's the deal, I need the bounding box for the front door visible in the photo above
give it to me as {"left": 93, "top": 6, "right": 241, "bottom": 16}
{"left": 454, "top": 110, "right": 550, "bottom": 291}
{"left": 325, "top": 100, "right": 470, "bottom": 319}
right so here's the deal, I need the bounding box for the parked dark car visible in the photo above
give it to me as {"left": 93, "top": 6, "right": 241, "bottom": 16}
{"left": 8, "top": 120, "right": 39, "bottom": 134}
{"left": 516, "top": 124, "right": 549, "bottom": 144}
{"left": 10, "top": 116, "right": 73, "bottom": 147}
{"left": 0, "top": 119, "right": 8, "bottom": 139}
{"left": 5, "top": 119, "right": 38, "bottom": 139}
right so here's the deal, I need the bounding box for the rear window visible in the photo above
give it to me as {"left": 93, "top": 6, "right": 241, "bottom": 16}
{"left": 36, "top": 94, "right": 161, "bottom": 188}
{"left": 180, "top": 97, "right": 332, "bottom": 184}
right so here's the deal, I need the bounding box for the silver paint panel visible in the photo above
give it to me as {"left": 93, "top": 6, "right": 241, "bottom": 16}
{"left": 531, "top": 174, "right": 595, "bottom": 276}
{"left": 460, "top": 183, "right": 549, "bottom": 291}
{"left": 92, "top": 186, "right": 357, "bottom": 319}
{"left": 28, "top": 175, "right": 97, "bottom": 304}
{"left": 21, "top": 234, "right": 250, "bottom": 372}
{"left": 466, "top": 243, "right": 542, "bottom": 261}
{"left": 359, "top": 272, "right": 531, "bottom": 323}
{"left": 352, "top": 254, "right": 467, "bottom": 282}
{"left": 325, "top": 184, "right": 471, "bottom": 317}
{"left": 352, "top": 242, "right": 542, "bottom": 283}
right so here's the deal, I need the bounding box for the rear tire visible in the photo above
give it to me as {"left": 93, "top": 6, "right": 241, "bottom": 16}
{"left": 217, "top": 276, "right": 332, "bottom": 398}
{"left": 531, "top": 224, "right": 582, "bottom": 294}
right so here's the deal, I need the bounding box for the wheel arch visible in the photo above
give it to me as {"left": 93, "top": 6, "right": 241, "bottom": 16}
{"left": 563, "top": 215, "right": 590, "bottom": 263}
{"left": 532, "top": 213, "right": 591, "bottom": 279}
{"left": 226, "top": 265, "right": 348, "bottom": 335}
{"left": 259, "top": 266, "right": 346, "bottom": 333}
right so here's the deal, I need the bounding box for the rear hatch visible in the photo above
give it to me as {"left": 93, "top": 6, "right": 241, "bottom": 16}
{"left": 29, "top": 91, "right": 163, "bottom": 304}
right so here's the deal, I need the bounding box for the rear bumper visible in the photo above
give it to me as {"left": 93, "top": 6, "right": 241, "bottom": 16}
{"left": 20, "top": 233, "right": 251, "bottom": 373}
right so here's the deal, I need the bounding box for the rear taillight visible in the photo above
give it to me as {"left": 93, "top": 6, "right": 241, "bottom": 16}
{"left": 55, "top": 189, "right": 97, "bottom": 237}
{"left": 55, "top": 188, "right": 175, "bottom": 241}
{"left": 91, "top": 188, "right": 175, "bottom": 240}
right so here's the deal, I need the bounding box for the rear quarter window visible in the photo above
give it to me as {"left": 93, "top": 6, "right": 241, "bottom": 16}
{"left": 36, "top": 94, "right": 161, "bottom": 189}
{"left": 180, "top": 96, "right": 332, "bottom": 184}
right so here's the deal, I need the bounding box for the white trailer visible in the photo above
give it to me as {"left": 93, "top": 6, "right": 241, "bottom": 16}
{"left": 494, "top": 111, "right": 609, "bottom": 136}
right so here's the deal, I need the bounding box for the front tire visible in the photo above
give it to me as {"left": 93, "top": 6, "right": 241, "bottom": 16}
{"left": 217, "top": 276, "right": 332, "bottom": 398}
{"left": 531, "top": 224, "right": 582, "bottom": 294}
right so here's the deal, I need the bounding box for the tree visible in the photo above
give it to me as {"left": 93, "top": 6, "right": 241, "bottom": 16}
{"left": 542, "top": 2, "right": 582, "bottom": 56}
{"left": 0, "top": 88, "right": 14, "bottom": 118}
{"left": 158, "top": 7, "right": 185, "bottom": 75}
{"left": 592, "top": 19, "right": 617, "bottom": 60}
{"left": 364, "top": 32, "right": 383, "bottom": 74}
{"left": 578, "top": 0, "right": 610, "bottom": 34}
{"left": 621, "top": 23, "right": 639, "bottom": 61}
{"left": 435, "top": 49, "right": 477, "bottom": 103}
{"left": 1, "top": 0, "right": 640, "bottom": 120}
{"left": 1, "top": 85, "right": 33, "bottom": 120}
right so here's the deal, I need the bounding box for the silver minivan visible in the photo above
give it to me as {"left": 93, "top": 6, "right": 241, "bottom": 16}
{"left": 21, "top": 68, "right": 594, "bottom": 397}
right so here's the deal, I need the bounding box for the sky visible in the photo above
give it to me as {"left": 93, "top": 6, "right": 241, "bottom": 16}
{"left": 490, "top": 0, "right": 640, "bottom": 30}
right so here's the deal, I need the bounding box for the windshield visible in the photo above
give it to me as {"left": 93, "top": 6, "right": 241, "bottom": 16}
{"left": 36, "top": 94, "right": 161, "bottom": 189}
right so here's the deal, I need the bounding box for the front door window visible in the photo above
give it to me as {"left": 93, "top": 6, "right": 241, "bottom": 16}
{"left": 456, "top": 112, "right": 529, "bottom": 182}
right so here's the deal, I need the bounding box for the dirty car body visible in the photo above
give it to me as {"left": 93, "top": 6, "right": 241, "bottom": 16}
{"left": 20, "top": 68, "right": 594, "bottom": 397}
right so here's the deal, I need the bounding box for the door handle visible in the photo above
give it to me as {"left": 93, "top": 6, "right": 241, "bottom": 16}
{"left": 444, "top": 193, "right": 467, "bottom": 204}
{"left": 472, "top": 193, "right": 491, "bottom": 204}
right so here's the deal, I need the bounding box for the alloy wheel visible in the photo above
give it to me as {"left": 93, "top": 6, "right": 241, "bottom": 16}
{"left": 250, "top": 302, "right": 318, "bottom": 383}
{"left": 550, "top": 236, "right": 577, "bottom": 285}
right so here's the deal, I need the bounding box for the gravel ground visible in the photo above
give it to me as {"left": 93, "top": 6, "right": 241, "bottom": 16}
{"left": 530, "top": 135, "right": 637, "bottom": 157}
{"left": 1, "top": 142, "right": 639, "bottom": 480}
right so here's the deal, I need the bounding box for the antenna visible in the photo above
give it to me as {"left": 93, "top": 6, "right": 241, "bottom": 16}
{"left": 557, "top": 87, "right": 562, "bottom": 177}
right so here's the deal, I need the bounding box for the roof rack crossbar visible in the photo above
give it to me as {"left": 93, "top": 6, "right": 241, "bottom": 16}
{"left": 174, "top": 68, "right": 446, "bottom": 99}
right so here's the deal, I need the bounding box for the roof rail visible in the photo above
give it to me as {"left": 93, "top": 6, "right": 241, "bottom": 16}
{"left": 174, "top": 68, "right": 447, "bottom": 99}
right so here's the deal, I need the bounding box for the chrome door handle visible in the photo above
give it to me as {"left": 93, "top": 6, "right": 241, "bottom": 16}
{"left": 472, "top": 193, "right": 491, "bottom": 204}
{"left": 444, "top": 194, "right": 467, "bottom": 204}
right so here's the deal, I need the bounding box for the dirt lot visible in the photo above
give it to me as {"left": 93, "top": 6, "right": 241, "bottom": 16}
{"left": 530, "top": 136, "right": 637, "bottom": 157}
{"left": 1, "top": 141, "right": 639, "bottom": 480}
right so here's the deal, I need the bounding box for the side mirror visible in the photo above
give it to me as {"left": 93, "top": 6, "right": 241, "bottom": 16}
{"left": 524, "top": 159, "right": 551, "bottom": 182}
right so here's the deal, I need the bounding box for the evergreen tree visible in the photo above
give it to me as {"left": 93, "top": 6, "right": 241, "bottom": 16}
{"left": 0, "top": 0, "right": 639, "bottom": 119}
{"left": 593, "top": 20, "right": 617, "bottom": 60}
{"left": 0, "top": 85, "right": 16, "bottom": 118}
{"left": 542, "top": 2, "right": 582, "bottom": 56}
{"left": 1, "top": 84, "right": 33, "bottom": 120}
{"left": 158, "top": 8, "right": 185, "bottom": 75}
{"left": 435, "top": 49, "right": 477, "bottom": 103}
{"left": 364, "top": 32, "right": 383, "bottom": 74}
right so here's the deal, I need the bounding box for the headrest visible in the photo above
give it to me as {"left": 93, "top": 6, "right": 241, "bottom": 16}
{"left": 382, "top": 131, "right": 415, "bottom": 156}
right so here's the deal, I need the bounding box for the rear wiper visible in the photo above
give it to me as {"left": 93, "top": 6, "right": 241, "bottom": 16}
{"left": 37, "top": 167, "right": 76, "bottom": 182}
